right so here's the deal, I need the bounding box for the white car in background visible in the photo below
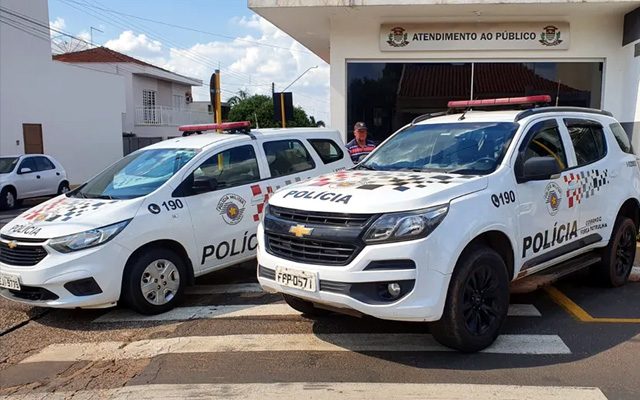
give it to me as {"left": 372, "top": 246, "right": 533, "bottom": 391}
{"left": 0, "top": 122, "right": 353, "bottom": 314}
{"left": 0, "top": 155, "right": 69, "bottom": 210}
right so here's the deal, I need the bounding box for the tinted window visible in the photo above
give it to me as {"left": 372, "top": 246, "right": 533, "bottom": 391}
{"left": 263, "top": 140, "right": 315, "bottom": 177}
{"left": 34, "top": 156, "right": 55, "bottom": 171}
{"left": 0, "top": 157, "right": 19, "bottom": 174}
{"left": 191, "top": 145, "right": 260, "bottom": 191}
{"left": 564, "top": 119, "right": 606, "bottom": 166}
{"left": 610, "top": 122, "right": 633, "bottom": 154}
{"left": 308, "top": 139, "right": 344, "bottom": 164}
{"left": 18, "top": 158, "right": 37, "bottom": 173}
{"left": 360, "top": 122, "right": 518, "bottom": 175}
{"left": 522, "top": 120, "right": 567, "bottom": 171}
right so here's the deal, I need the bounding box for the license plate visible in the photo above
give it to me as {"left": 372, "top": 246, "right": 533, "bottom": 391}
{"left": 275, "top": 267, "right": 317, "bottom": 292}
{"left": 0, "top": 273, "right": 21, "bottom": 291}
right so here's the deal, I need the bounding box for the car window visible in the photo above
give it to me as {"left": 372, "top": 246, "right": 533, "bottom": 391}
{"left": 34, "top": 156, "right": 55, "bottom": 171}
{"left": 18, "top": 157, "right": 37, "bottom": 173}
{"left": 521, "top": 119, "right": 567, "bottom": 171}
{"left": 191, "top": 145, "right": 260, "bottom": 191}
{"left": 263, "top": 139, "right": 315, "bottom": 177}
{"left": 564, "top": 119, "right": 607, "bottom": 166}
{"left": 308, "top": 139, "right": 344, "bottom": 164}
{"left": 0, "top": 157, "right": 19, "bottom": 174}
{"left": 610, "top": 122, "right": 633, "bottom": 154}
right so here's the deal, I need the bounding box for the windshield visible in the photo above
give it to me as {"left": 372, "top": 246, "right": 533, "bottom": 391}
{"left": 0, "top": 157, "right": 19, "bottom": 174}
{"left": 70, "top": 149, "right": 197, "bottom": 200}
{"left": 360, "top": 122, "right": 519, "bottom": 175}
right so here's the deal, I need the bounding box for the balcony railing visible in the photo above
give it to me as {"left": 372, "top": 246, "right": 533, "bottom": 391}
{"left": 135, "top": 106, "right": 213, "bottom": 126}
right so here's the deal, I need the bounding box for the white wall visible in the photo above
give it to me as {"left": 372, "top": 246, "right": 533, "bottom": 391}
{"left": 0, "top": 0, "right": 125, "bottom": 184}
{"left": 329, "top": 10, "right": 632, "bottom": 140}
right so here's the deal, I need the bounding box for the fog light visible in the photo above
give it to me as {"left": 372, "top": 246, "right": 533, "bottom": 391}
{"left": 387, "top": 282, "right": 402, "bottom": 299}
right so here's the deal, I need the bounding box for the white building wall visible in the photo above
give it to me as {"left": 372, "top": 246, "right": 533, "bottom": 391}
{"left": 0, "top": 0, "right": 125, "bottom": 184}
{"left": 329, "top": 12, "right": 630, "bottom": 139}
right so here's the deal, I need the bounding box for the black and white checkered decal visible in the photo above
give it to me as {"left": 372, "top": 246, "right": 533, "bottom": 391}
{"left": 307, "top": 170, "right": 476, "bottom": 192}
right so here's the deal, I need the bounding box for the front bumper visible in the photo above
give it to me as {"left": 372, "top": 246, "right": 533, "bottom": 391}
{"left": 0, "top": 239, "right": 130, "bottom": 309}
{"left": 257, "top": 227, "right": 452, "bottom": 322}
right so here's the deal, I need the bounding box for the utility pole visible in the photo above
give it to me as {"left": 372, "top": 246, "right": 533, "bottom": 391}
{"left": 215, "top": 69, "right": 222, "bottom": 128}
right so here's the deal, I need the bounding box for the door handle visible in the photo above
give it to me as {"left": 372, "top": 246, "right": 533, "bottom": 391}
{"left": 36, "top": 175, "right": 41, "bottom": 179}
{"left": 56, "top": 172, "right": 60, "bottom": 176}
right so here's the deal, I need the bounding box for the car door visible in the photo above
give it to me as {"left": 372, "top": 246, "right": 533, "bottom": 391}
{"left": 33, "top": 156, "right": 59, "bottom": 195}
{"left": 175, "top": 143, "right": 266, "bottom": 274}
{"left": 259, "top": 138, "right": 319, "bottom": 192}
{"left": 13, "top": 157, "right": 41, "bottom": 199}
{"left": 513, "top": 118, "right": 579, "bottom": 275}
{"left": 560, "top": 118, "right": 613, "bottom": 245}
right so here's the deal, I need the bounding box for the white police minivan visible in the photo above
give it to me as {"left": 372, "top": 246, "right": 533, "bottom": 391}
{"left": 258, "top": 97, "right": 640, "bottom": 352}
{"left": 0, "top": 122, "right": 353, "bottom": 314}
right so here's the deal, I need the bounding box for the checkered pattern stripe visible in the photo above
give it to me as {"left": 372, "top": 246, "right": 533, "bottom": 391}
{"left": 251, "top": 184, "right": 274, "bottom": 222}
{"left": 23, "top": 199, "right": 116, "bottom": 222}
{"left": 307, "top": 171, "right": 467, "bottom": 192}
{"left": 563, "top": 169, "right": 609, "bottom": 208}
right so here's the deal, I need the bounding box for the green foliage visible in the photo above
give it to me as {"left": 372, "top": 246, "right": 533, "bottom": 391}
{"left": 227, "top": 94, "right": 317, "bottom": 128}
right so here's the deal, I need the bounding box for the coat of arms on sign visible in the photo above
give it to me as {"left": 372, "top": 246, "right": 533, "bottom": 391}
{"left": 539, "top": 25, "right": 563, "bottom": 46}
{"left": 387, "top": 26, "right": 409, "bottom": 47}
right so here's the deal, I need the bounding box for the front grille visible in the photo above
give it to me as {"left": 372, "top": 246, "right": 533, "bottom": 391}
{"left": 266, "top": 232, "right": 358, "bottom": 266}
{"left": 270, "top": 206, "right": 374, "bottom": 227}
{"left": 258, "top": 265, "right": 276, "bottom": 280}
{"left": 0, "top": 234, "right": 47, "bottom": 243}
{"left": 0, "top": 241, "right": 48, "bottom": 266}
{"left": 8, "top": 285, "right": 58, "bottom": 301}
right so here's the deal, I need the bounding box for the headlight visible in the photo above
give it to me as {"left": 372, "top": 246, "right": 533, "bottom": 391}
{"left": 364, "top": 205, "right": 448, "bottom": 244}
{"left": 48, "top": 220, "right": 131, "bottom": 253}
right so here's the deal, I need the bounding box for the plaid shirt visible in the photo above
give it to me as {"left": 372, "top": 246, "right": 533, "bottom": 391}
{"left": 346, "top": 139, "right": 376, "bottom": 162}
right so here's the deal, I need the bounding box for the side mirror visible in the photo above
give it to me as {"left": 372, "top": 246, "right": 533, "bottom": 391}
{"left": 517, "top": 156, "right": 561, "bottom": 183}
{"left": 19, "top": 167, "right": 32, "bottom": 174}
{"left": 193, "top": 177, "right": 218, "bottom": 194}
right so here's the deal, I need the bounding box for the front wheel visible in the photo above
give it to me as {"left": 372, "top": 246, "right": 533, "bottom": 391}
{"left": 121, "top": 248, "right": 186, "bottom": 315}
{"left": 591, "top": 217, "right": 636, "bottom": 287}
{"left": 430, "top": 245, "right": 510, "bottom": 352}
{"left": 0, "top": 188, "right": 17, "bottom": 210}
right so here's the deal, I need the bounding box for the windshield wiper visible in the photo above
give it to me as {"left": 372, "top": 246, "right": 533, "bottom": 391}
{"left": 356, "top": 164, "right": 377, "bottom": 171}
{"left": 446, "top": 168, "right": 482, "bottom": 175}
{"left": 82, "top": 194, "right": 115, "bottom": 200}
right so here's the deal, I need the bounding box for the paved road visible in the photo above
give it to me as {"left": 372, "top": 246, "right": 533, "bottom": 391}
{"left": 0, "top": 206, "right": 639, "bottom": 399}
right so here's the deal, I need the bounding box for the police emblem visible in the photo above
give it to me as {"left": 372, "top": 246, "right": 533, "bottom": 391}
{"left": 539, "top": 25, "right": 563, "bottom": 47}
{"left": 387, "top": 26, "right": 409, "bottom": 48}
{"left": 216, "top": 193, "right": 246, "bottom": 225}
{"left": 544, "top": 182, "right": 562, "bottom": 216}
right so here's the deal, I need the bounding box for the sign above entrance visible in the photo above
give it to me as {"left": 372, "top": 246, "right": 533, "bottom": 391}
{"left": 380, "top": 22, "right": 570, "bottom": 51}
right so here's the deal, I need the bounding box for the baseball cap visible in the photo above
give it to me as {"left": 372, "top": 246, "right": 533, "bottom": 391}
{"left": 354, "top": 122, "right": 367, "bottom": 130}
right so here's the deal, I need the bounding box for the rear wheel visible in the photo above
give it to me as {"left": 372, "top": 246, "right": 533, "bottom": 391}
{"left": 282, "top": 294, "right": 332, "bottom": 317}
{"left": 0, "top": 188, "right": 17, "bottom": 210}
{"left": 430, "top": 245, "right": 510, "bottom": 352}
{"left": 121, "top": 248, "right": 186, "bottom": 315}
{"left": 591, "top": 217, "right": 636, "bottom": 287}
{"left": 57, "top": 181, "right": 70, "bottom": 195}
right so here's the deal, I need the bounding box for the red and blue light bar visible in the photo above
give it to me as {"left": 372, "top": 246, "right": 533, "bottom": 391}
{"left": 178, "top": 121, "right": 251, "bottom": 132}
{"left": 448, "top": 95, "right": 552, "bottom": 109}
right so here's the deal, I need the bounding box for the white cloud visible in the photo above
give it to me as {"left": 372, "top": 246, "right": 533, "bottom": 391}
{"left": 49, "top": 17, "right": 66, "bottom": 34}
{"left": 105, "top": 31, "right": 164, "bottom": 60}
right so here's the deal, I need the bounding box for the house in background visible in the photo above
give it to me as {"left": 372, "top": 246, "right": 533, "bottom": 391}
{"left": 0, "top": 0, "right": 125, "bottom": 184}
{"left": 54, "top": 47, "right": 210, "bottom": 144}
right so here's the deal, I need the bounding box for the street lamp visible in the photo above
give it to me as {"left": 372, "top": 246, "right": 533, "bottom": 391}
{"left": 277, "top": 65, "right": 318, "bottom": 128}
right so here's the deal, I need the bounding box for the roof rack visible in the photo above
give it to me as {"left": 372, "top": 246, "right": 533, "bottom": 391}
{"left": 515, "top": 107, "right": 613, "bottom": 122}
{"left": 411, "top": 111, "right": 449, "bottom": 125}
{"left": 448, "top": 95, "right": 551, "bottom": 109}
{"left": 178, "top": 121, "right": 255, "bottom": 139}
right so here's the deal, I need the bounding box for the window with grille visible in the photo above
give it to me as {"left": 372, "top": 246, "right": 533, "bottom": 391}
{"left": 172, "top": 94, "right": 183, "bottom": 110}
{"left": 143, "top": 90, "right": 157, "bottom": 123}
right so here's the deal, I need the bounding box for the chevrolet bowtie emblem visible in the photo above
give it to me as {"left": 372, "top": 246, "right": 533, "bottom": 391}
{"left": 289, "top": 224, "right": 313, "bottom": 238}
{"left": 7, "top": 241, "right": 18, "bottom": 249}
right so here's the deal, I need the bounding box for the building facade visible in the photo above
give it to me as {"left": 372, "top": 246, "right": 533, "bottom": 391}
{"left": 250, "top": 0, "right": 640, "bottom": 147}
{"left": 54, "top": 47, "right": 208, "bottom": 140}
{"left": 0, "top": 0, "right": 126, "bottom": 184}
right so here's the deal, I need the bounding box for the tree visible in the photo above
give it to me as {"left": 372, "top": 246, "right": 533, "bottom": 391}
{"left": 227, "top": 94, "right": 317, "bottom": 128}
{"left": 226, "top": 90, "right": 248, "bottom": 107}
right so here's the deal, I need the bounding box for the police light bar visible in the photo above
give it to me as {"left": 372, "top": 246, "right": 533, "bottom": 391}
{"left": 447, "top": 95, "right": 552, "bottom": 109}
{"left": 178, "top": 121, "right": 251, "bottom": 132}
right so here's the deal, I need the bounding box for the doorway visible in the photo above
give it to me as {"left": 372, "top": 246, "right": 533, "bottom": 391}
{"left": 22, "top": 123, "right": 43, "bottom": 154}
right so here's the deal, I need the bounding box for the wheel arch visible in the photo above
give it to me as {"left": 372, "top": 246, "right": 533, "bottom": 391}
{"left": 616, "top": 198, "right": 640, "bottom": 231}
{"left": 123, "top": 240, "right": 195, "bottom": 287}
{"left": 459, "top": 230, "right": 516, "bottom": 280}
{"left": 1, "top": 184, "right": 17, "bottom": 196}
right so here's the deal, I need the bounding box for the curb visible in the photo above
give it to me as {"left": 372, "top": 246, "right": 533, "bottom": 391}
{"left": 631, "top": 266, "right": 640, "bottom": 282}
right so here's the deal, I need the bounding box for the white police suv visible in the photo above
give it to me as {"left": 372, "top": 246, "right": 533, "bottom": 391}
{"left": 258, "top": 96, "right": 640, "bottom": 352}
{"left": 0, "top": 122, "right": 353, "bottom": 314}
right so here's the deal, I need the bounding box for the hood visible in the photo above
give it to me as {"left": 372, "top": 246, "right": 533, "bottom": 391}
{"left": 269, "top": 170, "right": 488, "bottom": 214}
{"left": 1, "top": 196, "right": 142, "bottom": 240}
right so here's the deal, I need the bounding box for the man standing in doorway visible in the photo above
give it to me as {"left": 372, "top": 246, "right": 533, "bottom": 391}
{"left": 346, "top": 122, "right": 377, "bottom": 163}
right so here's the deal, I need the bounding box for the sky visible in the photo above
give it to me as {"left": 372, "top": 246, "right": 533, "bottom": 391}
{"left": 47, "top": 0, "right": 330, "bottom": 123}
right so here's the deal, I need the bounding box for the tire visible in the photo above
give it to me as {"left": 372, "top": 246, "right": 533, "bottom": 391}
{"left": 57, "top": 181, "right": 70, "bottom": 195}
{"left": 591, "top": 217, "right": 636, "bottom": 287}
{"left": 282, "top": 294, "right": 332, "bottom": 317}
{"left": 429, "top": 245, "right": 510, "bottom": 352}
{"left": 0, "top": 187, "right": 17, "bottom": 210}
{"left": 121, "top": 248, "right": 187, "bottom": 315}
